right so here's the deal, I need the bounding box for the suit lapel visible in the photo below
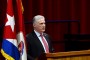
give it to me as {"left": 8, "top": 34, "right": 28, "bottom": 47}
{"left": 32, "top": 31, "right": 45, "bottom": 52}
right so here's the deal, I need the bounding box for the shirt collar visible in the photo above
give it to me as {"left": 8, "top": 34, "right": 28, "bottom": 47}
{"left": 34, "top": 30, "right": 42, "bottom": 37}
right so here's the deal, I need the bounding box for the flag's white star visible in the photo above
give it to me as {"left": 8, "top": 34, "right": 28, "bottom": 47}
{"left": 5, "top": 14, "right": 15, "bottom": 32}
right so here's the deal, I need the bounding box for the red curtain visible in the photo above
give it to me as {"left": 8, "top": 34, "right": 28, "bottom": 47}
{"left": 22, "top": 0, "right": 90, "bottom": 33}
{"left": 0, "top": 0, "right": 90, "bottom": 54}
{"left": 22, "top": 0, "right": 90, "bottom": 52}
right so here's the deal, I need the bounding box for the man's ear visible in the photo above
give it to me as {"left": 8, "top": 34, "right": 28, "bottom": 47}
{"left": 33, "top": 23, "right": 36, "bottom": 28}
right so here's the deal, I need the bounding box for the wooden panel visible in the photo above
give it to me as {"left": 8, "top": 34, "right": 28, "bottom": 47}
{"left": 38, "top": 50, "right": 90, "bottom": 60}
{"left": 65, "top": 57, "right": 71, "bottom": 60}
{"left": 87, "top": 56, "right": 90, "bottom": 60}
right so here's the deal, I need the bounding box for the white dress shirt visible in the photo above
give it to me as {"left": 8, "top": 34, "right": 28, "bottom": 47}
{"left": 34, "top": 30, "right": 49, "bottom": 53}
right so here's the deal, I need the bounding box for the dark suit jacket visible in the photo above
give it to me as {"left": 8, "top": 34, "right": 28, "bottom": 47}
{"left": 26, "top": 31, "right": 54, "bottom": 60}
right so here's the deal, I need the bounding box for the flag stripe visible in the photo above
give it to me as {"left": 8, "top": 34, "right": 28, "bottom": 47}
{"left": 6, "top": 39, "right": 17, "bottom": 47}
{"left": 1, "top": 39, "right": 20, "bottom": 60}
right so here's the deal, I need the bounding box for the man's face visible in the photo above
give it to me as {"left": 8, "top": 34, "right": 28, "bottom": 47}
{"left": 33, "top": 18, "right": 46, "bottom": 33}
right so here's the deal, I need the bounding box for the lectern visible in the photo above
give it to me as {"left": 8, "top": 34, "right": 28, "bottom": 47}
{"left": 37, "top": 50, "right": 90, "bottom": 60}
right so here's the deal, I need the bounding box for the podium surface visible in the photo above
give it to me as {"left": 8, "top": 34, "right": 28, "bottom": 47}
{"left": 38, "top": 50, "right": 90, "bottom": 60}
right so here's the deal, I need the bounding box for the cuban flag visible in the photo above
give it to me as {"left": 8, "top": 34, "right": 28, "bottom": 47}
{"left": 1, "top": 0, "right": 27, "bottom": 60}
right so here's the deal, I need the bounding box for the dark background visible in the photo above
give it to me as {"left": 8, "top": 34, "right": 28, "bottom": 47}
{"left": 1, "top": 0, "right": 90, "bottom": 59}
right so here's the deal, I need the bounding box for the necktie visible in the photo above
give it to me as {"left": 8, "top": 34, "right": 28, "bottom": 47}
{"left": 40, "top": 34, "right": 49, "bottom": 53}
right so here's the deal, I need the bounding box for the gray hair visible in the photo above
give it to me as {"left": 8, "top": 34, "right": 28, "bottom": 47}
{"left": 32, "top": 15, "right": 45, "bottom": 24}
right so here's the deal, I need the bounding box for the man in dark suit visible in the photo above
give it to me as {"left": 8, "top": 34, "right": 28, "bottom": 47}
{"left": 26, "top": 15, "right": 54, "bottom": 60}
